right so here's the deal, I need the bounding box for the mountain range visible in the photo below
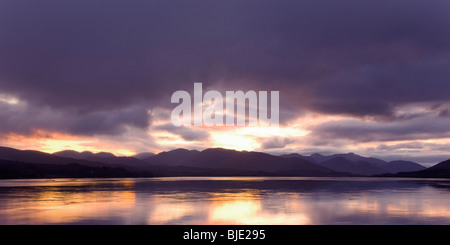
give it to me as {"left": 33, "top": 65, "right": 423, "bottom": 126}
{"left": 280, "top": 152, "right": 425, "bottom": 176}
{"left": 386, "top": 158, "right": 450, "bottom": 178}
{"left": 0, "top": 145, "right": 445, "bottom": 179}
{"left": 143, "top": 148, "right": 337, "bottom": 176}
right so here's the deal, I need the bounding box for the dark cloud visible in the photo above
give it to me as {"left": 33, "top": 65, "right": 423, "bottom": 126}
{"left": 69, "top": 106, "right": 150, "bottom": 135}
{"left": 153, "top": 124, "right": 209, "bottom": 141}
{"left": 311, "top": 115, "right": 450, "bottom": 142}
{"left": 439, "top": 109, "right": 450, "bottom": 118}
{"left": 261, "top": 137, "right": 295, "bottom": 150}
{"left": 371, "top": 154, "right": 450, "bottom": 168}
{"left": 1, "top": 0, "right": 450, "bottom": 136}
{"left": 305, "top": 57, "right": 450, "bottom": 119}
{"left": 0, "top": 101, "right": 150, "bottom": 136}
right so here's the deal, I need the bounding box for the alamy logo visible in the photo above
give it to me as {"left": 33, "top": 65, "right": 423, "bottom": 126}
{"left": 171, "top": 83, "right": 279, "bottom": 127}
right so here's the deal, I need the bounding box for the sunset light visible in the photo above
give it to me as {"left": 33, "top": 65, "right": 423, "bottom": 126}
{"left": 2, "top": 0, "right": 450, "bottom": 231}
{"left": 210, "top": 131, "right": 260, "bottom": 151}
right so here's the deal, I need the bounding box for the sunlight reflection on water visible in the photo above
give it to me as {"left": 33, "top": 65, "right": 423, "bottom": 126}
{"left": 1, "top": 177, "right": 450, "bottom": 225}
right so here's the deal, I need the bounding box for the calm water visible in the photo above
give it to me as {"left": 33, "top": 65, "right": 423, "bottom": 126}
{"left": 1, "top": 177, "right": 450, "bottom": 225}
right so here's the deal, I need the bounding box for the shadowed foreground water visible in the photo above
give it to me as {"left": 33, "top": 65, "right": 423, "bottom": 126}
{"left": 1, "top": 177, "right": 450, "bottom": 225}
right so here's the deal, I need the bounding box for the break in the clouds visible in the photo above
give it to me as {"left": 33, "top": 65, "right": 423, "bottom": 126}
{"left": 1, "top": 0, "right": 450, "bottom": 163}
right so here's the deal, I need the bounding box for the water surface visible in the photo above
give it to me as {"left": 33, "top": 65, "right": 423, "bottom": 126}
{"left": 1, "top": 177, "right": 450, "bottom": 225}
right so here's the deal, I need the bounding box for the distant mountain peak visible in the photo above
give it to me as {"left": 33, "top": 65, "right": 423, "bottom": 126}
{"left": 169, "top": 148, "right": 199, "bottom": 153}
{"left": 94, "top": 152, "right": 116, "bottom": 158}
{"left": 428, "top": 159, "right": 450, "bottom": 171}
{"left": 53, "top": 150, "right": 118, "bottom": 159}
{"left": 201, "top": 148, "right": 238, "bottom": 153}
{"left": 133, "top": 152, "right": 155, "bottom": 160}
{"left": 56, "top": 150, "right": 78, "bottom": 154}
{"left": 0, "top": 145, "right": 431, "bottom": 178}
{"left": 311, "top": 153, "right": 325, "bottom": 157}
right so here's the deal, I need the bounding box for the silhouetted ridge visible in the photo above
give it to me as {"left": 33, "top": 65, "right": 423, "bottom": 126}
{"left": 145, "top": 148, "right": 200, "bottom": 166}
{"left": 0, "top": 147, "right": 101, "bottom": 166}
{"left": 0, "top": 146, "right": 433, "bottom": 179}
{"left": 427, "top": 159, "right": 450, "bottom": 171}
{"left": 54, "top": 150, "right": 116, "bottom": 160}
{"left": 53, "top": 149, "right": 146, "bottom": 166}
{"left": 143, "top": 148, "right": 340, "bottom": 176}
{"left": 133, "top": 152, "right": 155, "bottom": 160}
{"left": 386, "top": 160, "right": 426, "bottom": 173}
{"left": 281, "top": 151, "right": 425, "bottom": 175}
{"left": 320, "top": 157, "right": 387, "bottom": 176}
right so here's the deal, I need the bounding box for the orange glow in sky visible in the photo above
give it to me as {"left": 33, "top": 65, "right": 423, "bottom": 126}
{"left": 0, "top": 130, "right": 136, "bottom": 156}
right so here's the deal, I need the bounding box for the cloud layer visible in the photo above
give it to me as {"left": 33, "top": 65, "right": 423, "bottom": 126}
{"left": 1, "top": 1, "right": 450, "bottom": 163}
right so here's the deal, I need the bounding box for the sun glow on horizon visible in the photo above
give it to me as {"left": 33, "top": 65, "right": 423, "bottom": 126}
{"left": 210, "top": 131, "right": 260, "bottom": 151}
{"left": 0, "top": 131, "right": 136, "bottom": 156}
{"left": 3, "top": 109, "right": 450, "bottom": 164}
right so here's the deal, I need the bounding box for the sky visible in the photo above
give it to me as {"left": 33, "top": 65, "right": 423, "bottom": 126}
{"left": 1, "top": 0, "right": 450, "bottom": 166}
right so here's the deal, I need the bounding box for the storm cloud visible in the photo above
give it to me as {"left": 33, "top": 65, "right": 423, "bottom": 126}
{"left": 1, "top": 0, "right": 450, "bottom": 162}
{"left": 1, "top": 1, "right": 450, "bottom": 113}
